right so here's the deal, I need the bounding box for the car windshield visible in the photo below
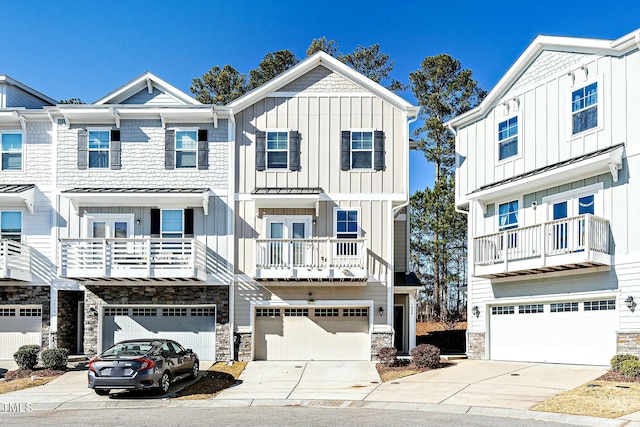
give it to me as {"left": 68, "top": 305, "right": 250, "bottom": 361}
{"left": 101, "top": 342, "right": 154, "bottom": 357}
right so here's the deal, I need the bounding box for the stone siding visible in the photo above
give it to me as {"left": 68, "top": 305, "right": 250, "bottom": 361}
{"left": 371, "top": 331, "right": 393, "bottom": 360}
{"left": 617, "top": 332, "right": 640, "bottom": 357}
{"left": 467, "top": 332, "right": 486, "bottom": 359}
{"left": 279, "top": 66, "right": 365, "bottom": 93}
{"left": 83, "top": 285, "right": 230, "bottom": 360}
{"left": 56, "top": 290, "right": 84, "bottom": 354}
{"left": 235, "top": 331, "right": 252, "bottom": 361}
{"left": 57, "top": 119, "right": 228, "bottom": 189}
{"left": 0, "top": 285, "right": 51, "bottom": 349}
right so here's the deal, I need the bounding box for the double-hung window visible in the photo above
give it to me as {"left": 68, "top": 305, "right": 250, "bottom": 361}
{"left": 497, "top": 117, "right": 518, "bottom": 161}
{"left": 161, "top": 210, "right": 183, "bottom": 238}
{"left": 1, "top": 211, "right": 22, "bottom": 243}
{"left": 175, "top": 130, "right": 197, "bottom": 168}
{"left": 88, "top": 130, "right": 110, "bottom": 168}
{"left": 266, "top": 131, "right": 288, "bottom": 169}
{"left": 350, "top": 131, "right": 373, "bottom": 169}
{"left": 571, "top": 82, "right": 598, "bottom": 135}
{"left": 1, "top": 132, "right": 23, "bottom": 171}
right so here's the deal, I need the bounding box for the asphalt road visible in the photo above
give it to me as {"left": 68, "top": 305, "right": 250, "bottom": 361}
{"left": 0, "top": 406, "right": 584, "bottom": 427}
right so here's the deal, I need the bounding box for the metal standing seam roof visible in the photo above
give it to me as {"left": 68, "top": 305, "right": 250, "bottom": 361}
{"left": 471, "top": 143, "right": 625, "bottom": 194}
{"left": 62, "top": 188, "right": 209, "bottom": 194}
{"left": 0, "top": 184, "right": 35, "bottom": 193}
{"left": 251, "top": 187, "right": 324, "bottom": 195}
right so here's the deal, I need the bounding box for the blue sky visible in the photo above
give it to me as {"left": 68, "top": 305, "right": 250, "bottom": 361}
{"left": 2, "top": 0, "right": 639, "bottom": 192}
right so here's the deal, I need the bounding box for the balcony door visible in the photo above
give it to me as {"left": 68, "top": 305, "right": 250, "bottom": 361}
{"left": 549, "top": 194, "right": 595, "bottom": 252}
{"left": 84, "top": 214, "right": 134, "bottom": 239}
{"left": 265, "top": 216, "right": 312, "bottom": 267}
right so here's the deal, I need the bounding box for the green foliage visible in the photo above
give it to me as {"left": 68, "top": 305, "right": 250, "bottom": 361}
{"left": 611, "top": 354, "right": 640, "bottom": 372}
{"left": 410, "top": 344, "right": 441, "bottom": 369}
{"left": 41, "top": 348, "right": 69, "bottom": 370}
{"left": 620, "top": 359, "right": 640, "bottom": 377}
{"left": 306, "top": 37, "right": 339, "bottom": 57}
{"left": 13, "top": 345, "right": 41, "bottom": 370}
{"left": 377, "top": 346, "right": 398, "bottom": 367}
{"left": 190, "top": 65, "right": 248, "bottom": 105}
{"left": 248, "top": 50, "right": 299, "bottom": 90}
{"left": 338, "top": 44, "right": 406, "bottom": 90}
{"left": 59, "top": 98, "right": 84, "bottom": 104}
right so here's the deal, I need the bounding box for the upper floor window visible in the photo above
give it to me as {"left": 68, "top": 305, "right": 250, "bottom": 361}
{"left": 335, "top": 209, "right": 359, "bottom": 238}
{"left": 88, "top": 130, "right": 110, "bottom": 168}
{"left": 571, "top": 82, "right": 598, "bottom": 135}
{"left": 1, "top": 211, "right": 22, "bottom": 242}
{"left": 498, "top": 201, "right": 518, "bottom": 230}
{"left": 1, "top": 132, "right": 23, "bottom": 171}
{"left": 266, "top": 131, "right": 289, "bottom": 169}
{"left": 497, "top": 117, "right": 518, "bottom": 161}
{"left": 175, "top": 130, "right": 197, "bottom": 168}
{"left": 161, "top": 209, "right": 183, "bottom": 238}
{"left": 350, "top": 131, "right": 373, "bottom": 169}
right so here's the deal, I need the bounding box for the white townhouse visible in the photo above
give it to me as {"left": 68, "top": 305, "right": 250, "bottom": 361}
{"left": 0, "top": 76, "right": 57, "bottom": 359}
{"left": 448, "top": 30, "right": 640, "bottom": 365}
{"left": 228, "top": 52, "right": 420, "bottom": 361}
{"left": 46, "top": 73, "right": 234, "bottom": 360}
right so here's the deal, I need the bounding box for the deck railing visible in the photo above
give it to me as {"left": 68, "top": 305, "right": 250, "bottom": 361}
{"left": 255, "top": 238, "right": 366, "bottom": 271}
{"left": 0, "top": 239, "right": 31, "bottom": 278}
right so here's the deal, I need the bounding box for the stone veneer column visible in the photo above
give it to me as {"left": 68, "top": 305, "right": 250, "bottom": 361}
{"left": 235, "top": 332, "right": 252, "bottom": 361}
{"left": 467, "top": 332, "right": 486, "bottom": 359}
{"left": 617, "top": 332, "right": 640, "bottom": 356}
{"left": 371, "top": 331, "right": 393, "bottom": 360}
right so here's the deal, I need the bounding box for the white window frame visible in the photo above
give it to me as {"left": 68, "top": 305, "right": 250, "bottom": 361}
{"left": 333, "top": 207, "right": 361, "bottom": 238}
{"left": 86, "top": 127, "right": 111, "bottom": 169}
{"left": 0, "top": 210, "right": 23, "bottom": 243}
{"left": 568, "top": 75, "right": 603, "bottom": 139}
{"left": 542, "top": 182, "right": 604, "bottom": 221}
{"left": 160, "top": 209, "right": 184, "bottom": 238}
{"left": 0, "top": 130, "right": 24, "bottom": 172}
{"left": 496, "top": 198, "right": 521, "bottom": 231}
{"left": 496, "top": 113, "right": 522, "bottom": 164}
{"left": 350, "top": 129, "right": 374, "bottom": 170}
{"left": 174, "top": 128, "right": 198, "bottom": 169}
{"left": 265, "top": 129, "right": 289, "bottom": 170}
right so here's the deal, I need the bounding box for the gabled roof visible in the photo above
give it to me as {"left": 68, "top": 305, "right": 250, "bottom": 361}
{"left": 93, "top": 71, "right": 201, "bottom": 105}
{"left": 0, "top": 75, "right": 57, "bottom": 106}
{"left": 227, "top": 51, "right": 419, "bottom": 117}
{"left": 448, "top": 28, "right": 640, "bottom": 128}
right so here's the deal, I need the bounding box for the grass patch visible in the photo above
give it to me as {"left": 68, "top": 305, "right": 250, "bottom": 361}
{"left": 0, "top": 376, "right": 60, "bottom": 394}
{"left": 531, "top": 380, "right": 640, "bottom": 418}
{"left": 174, "top": 361, "right": 247, "bottom": 400}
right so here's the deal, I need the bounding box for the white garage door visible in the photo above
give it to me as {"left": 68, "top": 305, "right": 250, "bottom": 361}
{"left": 101, "top": 305, "right": 216, "bottom": 360}
{"left": 489, "top": 299, "right": 617, "bottom": 365}
{"left": 254, "top": 306, "right": 370, "bottom": 361}
{"left": 0, "top": 306, "right": 42, "bottom": 359}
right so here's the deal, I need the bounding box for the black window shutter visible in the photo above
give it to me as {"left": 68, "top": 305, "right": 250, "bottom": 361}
{"left": 341, "top": 131, "right": 351, "bottom": 171}
{"left": 110, "top": 130, "right": 121, "bottom": 170}
{"left": 164, "top": 129, "right": 175, "bottom": 170}
{"left": 77, "top": 129, "right": 88, "bottom": 170}
{"left": 256, "top": 131, "right": 266, "bottom": 171}
{"left": 197, "top": 129, "right": 209, "bottom": 170}
{"left": 184, "top": 208, "right": 194, "bottom": 238}
{"left": 289, "top": 131, "right": 301, "bottom": 171}
{"left": 150, "top": 209, "right": 160, "bottom": 237}
{"left": 373, "top": 130, "right": 385, "bottom": 171}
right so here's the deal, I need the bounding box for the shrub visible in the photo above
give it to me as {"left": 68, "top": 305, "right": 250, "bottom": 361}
{"left": 410, "top": 344, "right": 441, "bottom": 369}
{"left": 620, "top": 359, "right": 640, "bottom": 378}
{"left": 41, "top": 348, "right": 69, "bottom": 371}
{"left": 611, "top": 354, "right": 639, "bottom": 372}
{"left": 377, "top": 347, "right": 398, "bottom": 367}
{"left": 13, "top": 345, "right": 41, "bottom": 370}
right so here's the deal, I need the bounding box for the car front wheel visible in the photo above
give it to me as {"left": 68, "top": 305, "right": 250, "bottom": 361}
{"left": 190, "top": 360, "right": 199, "bottom": 379}
{"left": 94, "top": 389, "right": 110, "bottom": 396}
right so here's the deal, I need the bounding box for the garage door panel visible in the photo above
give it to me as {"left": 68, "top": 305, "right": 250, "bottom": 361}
{"left": 490, "top": 300, "right": 617, "bottom": 365}
{"left": 0, "top": 306, "right": 42, "bottom": 359}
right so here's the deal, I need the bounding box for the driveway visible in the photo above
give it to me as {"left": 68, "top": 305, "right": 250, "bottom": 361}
{"left": 366, "top": 359, "right": 608, "bottom": 410}
{"left": 216, "top": 361, "right": 381, "bottom": 400}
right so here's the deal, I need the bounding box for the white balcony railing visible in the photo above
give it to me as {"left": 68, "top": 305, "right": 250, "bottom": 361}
{"left": 255, "top": 238, "right": 367, "bottom": 280}
{"left": 59, "top": 238, "right": 207, "bottom": 281}
{"left": 473, "top": 214, "right": 611, "bottom": 279}
{"left": 0, "top": 239, "right": 32, "bottom": 281}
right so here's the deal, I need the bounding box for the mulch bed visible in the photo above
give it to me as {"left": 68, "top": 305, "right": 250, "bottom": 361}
{"left": 174, "top": 371, "right": 236, "bottom": 397}
{"left": 598, "top": 371, "right": 640, "bottom": 383}
{"left": 2, "top": 368, "right": 66, "bottom": 381}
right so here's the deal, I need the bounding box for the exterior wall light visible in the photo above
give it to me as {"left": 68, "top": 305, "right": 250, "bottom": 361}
{"left": 378, "top": 306, "right": 384, "bottom": 317}
{"left": 625, "top": 295, "right": 634, "bottom": 310}
{"left": 472, "top": 305, "right": 480, "bottom": 318}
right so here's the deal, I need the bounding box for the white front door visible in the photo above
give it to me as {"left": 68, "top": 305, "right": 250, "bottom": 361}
{"left": 265, "top": 216, "right": 312, "bottom": 266}
{"left": 85, "top": 214, "right": 134, "bottom": 238}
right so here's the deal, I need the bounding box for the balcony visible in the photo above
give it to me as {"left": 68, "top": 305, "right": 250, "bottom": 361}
{"left": 59, "top": 238, "right": 207, "bottom": 281}
{"left": 473, "top": 214, "right": 611, "bottom": 279}
{"left": 0, "top": 239, "right": 32, "bottom": 282}
{"left": 255, "top": 238, "right": 367, "bottom": 281}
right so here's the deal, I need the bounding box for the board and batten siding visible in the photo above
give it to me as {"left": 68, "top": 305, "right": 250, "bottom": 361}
{"left": 235, "top": 95, "right": 406, "bottom": 195}
{"left": 456, "top": 49, "right": 640, "bottom": 200}
{"left": 393, "top": 219, "right": 407, "bottom": 272}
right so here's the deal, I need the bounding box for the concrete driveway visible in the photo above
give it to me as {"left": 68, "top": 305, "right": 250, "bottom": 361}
{"left": 366, "top": 359, "right": 608, "bottom": 410}
{"left": 216, "top": 361, "right": 381, "bottom": 401}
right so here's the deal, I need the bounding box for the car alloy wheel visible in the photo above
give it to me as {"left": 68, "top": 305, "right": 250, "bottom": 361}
{"left": 159, "top": 372, "right": 170, "bottom": 394}
{"left": 190, "top": 361, "right": 199, "bottom": 379}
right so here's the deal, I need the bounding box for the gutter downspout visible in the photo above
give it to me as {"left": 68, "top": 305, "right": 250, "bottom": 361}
{"left": 228, "top": 109, "right": 236, "bottom": 361}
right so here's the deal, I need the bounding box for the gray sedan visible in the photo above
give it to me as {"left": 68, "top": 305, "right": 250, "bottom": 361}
{"left": 88, "top": 339, "right": 199, "bottom": 395}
